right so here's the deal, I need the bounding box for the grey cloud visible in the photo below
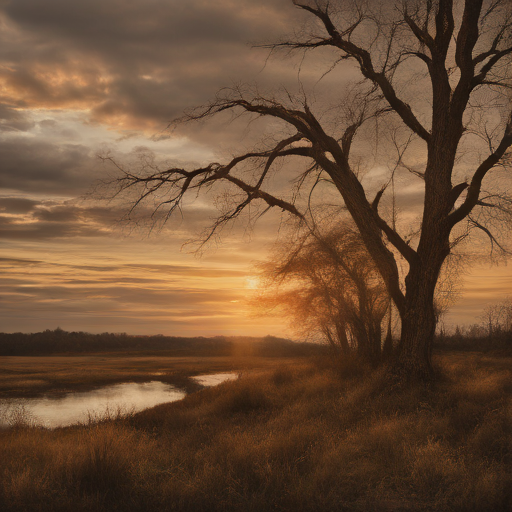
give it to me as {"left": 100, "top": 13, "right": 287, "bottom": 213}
{"left": 0, "top": 221, "right": 105, "bottom": 240}
{"left": 0, "top": 200, "right": 119, "bottom": 240}
{"left": 33, "top": 205, "right": 82, "bottom": 223}
{"left": 392, "top": 186, "right": 425, "bottom": 211}
{"left": 0, "top": 197, "right": 39, "bottom": 213}
{"left": 38, "top": 119, "right": 80, "bottom": 140}
{"left": 0, "top": 104, "right": 35, "bottom": 132}
{"left": 0, "top": 197, "right": 122, "bottom": 240}
{"left": 0, "top": 0, "right": 303, "bottom": 128}
{"left": 0, "top": 214, "right": 16, "bottom": 225}
{"left": 5, "top": 0, "right": 289, "bottom": 53}
{"left": 0, "top": 138, "right": 101, "bottom": 195}
{"left": 0, "top": 195, "right": 199, "bottom": 242}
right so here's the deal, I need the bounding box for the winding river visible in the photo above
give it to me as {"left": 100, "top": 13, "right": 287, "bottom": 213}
{"left": 0, "top": 372, "right": 237, "bottom": 428}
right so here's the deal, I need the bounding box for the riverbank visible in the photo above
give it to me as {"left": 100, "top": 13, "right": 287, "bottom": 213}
{"left": 1, "top": 351, "right": 511, "bottom": 511}
{"left": 0, "top": 354, "right": 307, "bottom": 398}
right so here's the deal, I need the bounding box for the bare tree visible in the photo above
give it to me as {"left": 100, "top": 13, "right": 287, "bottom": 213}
{"left": 253, "top": 225, "right": 389, "bottom": 364}
{"left": 482, "top": 296, "right": 512, "bottom": 336}
{"left": 108, "top": 0, "right": 512, "bottom": 381}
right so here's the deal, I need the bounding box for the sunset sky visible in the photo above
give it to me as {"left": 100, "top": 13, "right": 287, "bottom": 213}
{"left": 1, "top": 0, "right": 510, "bottom": 337}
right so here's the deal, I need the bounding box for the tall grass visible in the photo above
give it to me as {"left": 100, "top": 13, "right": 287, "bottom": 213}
{"left": 1, "top": 352, "right": 510, "bottom": 511}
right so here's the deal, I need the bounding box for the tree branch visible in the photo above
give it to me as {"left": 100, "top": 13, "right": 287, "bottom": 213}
{"left": 282, "top": 2, "right": 432, "bottom": 142}
{"left": 448, "top": 113, "right": 512, "bottom": 227}
{"left": 468, "top": 216, "right": 509, "bottom": 254}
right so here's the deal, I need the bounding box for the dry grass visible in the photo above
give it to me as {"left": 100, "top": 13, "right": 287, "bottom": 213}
{"left": 0, "top": 352, "right": 510, "bottom": 511}
{"left": 0, "top": 355, "right": 303, "bottom": 398}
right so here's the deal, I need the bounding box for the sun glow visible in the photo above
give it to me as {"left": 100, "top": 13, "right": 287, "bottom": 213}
{"left": 245, "top": 277, "right": 259, "bottom": 290}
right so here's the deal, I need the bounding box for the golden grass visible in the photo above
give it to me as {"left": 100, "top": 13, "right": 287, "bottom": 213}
{"left": 0, "top": 352, "right": 510, "bottom": 511}
{"left": 0, "top": 355, "right": 304, "bottom": 397}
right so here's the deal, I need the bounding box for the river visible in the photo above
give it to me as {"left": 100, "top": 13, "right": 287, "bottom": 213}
{"left": 0, "top": 372, "right": 237, "bottom": 428}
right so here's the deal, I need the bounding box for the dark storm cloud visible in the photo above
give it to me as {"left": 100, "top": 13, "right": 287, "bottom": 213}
{"left": 1, "top": 0, "right": 300, "bottom": 128}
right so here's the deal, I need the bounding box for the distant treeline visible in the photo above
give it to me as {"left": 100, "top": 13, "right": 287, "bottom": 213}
{"left": 0, "top": 328, "right": 327, "bottom": 357}
{"left": 435, "top": 330, "right": 512, "bottom": 352}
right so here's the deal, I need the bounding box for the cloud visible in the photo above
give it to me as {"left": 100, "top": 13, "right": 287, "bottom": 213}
{"left": 0, "top": 138, "right": 100, "bottom": 195}
{"left": 0, "top": 197, "right": 39, "bottom": 213}
{"left": 0, "top": 0, "right": 302, "bottom": 131}
{"left": 0, "top": 199, "right": 113, "bottom": 240}
{"left": 0, "top": 256, "right": 43, "bottom": 265}
{"left": 0, "top": 220, "right": 106, "bottom": 240}
{"left": 0, "top": 249, "right": 265, "bottom": 335}
{"left": 0, "top": 0, "right": 363, "bottom": 337}
{"left": 0, "top": 104, "right": 35, "bottom": 132}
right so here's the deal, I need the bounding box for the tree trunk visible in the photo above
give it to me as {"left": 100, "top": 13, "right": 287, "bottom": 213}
{"left": 394, "top": 305, "right": 436, "bottom": 381}
{"left": 382, "top": 304, "right": 393, "bottom": 359}
{"left": 392, "top": 264, "right": 441, "bottom": 381}
{"left": 334, "top": 320, "right": 350, "bottom": 353}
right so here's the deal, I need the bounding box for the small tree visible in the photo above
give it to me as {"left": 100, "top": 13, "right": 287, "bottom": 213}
{"left": 254, "top": 226, "right": 389, "bottom": 364}
{"left": 482, "top": 297, "right": 512, "bottom": 336}
{"left": 108, "top": 0, "right": 512, "bottom": 381}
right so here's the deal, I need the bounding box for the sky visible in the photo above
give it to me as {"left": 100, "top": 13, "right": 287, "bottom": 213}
{"left": 0, "top": 0, "right": 510, "bottom": 336}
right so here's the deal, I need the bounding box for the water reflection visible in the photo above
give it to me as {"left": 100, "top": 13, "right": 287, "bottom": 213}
{"left": 192, "top": 372, "right": 238, "bottom": 387}
{"left": 0, "top": 381, "right": 185, "bottom": 428}
{"left": 0, "top": 373, "right": 239, "bottom": 429}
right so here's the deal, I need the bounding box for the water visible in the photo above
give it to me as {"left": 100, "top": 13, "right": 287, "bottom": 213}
{"left": 0, "top": 373, "right": 238, "bottom": 428}
{"left": 192, "top": 372, "right": 237, "bottom": 387}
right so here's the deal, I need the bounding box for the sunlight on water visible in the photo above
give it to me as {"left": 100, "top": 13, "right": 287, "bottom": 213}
{"left": 0, "top": 381, "right": 185, "bottom": 428}
{"left": 192, "top": 372, "right": 237, "bottom": 387}
{"left": 0, "top": 373, "right": 240, "bottom": 429}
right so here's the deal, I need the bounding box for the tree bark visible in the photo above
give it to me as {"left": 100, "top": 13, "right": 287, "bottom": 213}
{"left": 394, "top": 300, "right": 436, "bottom": 381}
{"left": 392, "top": 248, "right": 448, "bottom": 381}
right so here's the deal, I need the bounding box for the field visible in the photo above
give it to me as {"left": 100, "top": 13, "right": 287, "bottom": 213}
{"left": 0, "top": 354, "right": 305, "bottom": 398}
{"left": 0, "top": 350, "right": 511, "bottom": 511}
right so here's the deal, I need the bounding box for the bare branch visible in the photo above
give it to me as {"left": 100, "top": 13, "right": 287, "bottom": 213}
{"left": 468, "top": 216, "right": 509, "bottom": 254}
{"left": 403, "top": 7, "right": 435, "bottom": 52}
{"left": 275, "top": 2, "right": 432, "bottom": 142}
{"left": 449, "top": 112, "right": 512, "bottom": 227}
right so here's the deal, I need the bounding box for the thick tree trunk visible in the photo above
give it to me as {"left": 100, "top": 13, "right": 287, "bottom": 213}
{"left": 391, "top": 252, "right": 446, "bottom": 381}
{"left": 394, "top": 303, "right": 436, "bottom": 381}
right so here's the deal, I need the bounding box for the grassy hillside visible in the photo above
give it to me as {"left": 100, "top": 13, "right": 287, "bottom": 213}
{"left": 1, "top": 351, "right": 510, "bottom": 511}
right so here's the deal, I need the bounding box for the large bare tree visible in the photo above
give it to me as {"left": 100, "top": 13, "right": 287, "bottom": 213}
{"left": 109, "top": 0, "right": 512, "bottom": 381}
